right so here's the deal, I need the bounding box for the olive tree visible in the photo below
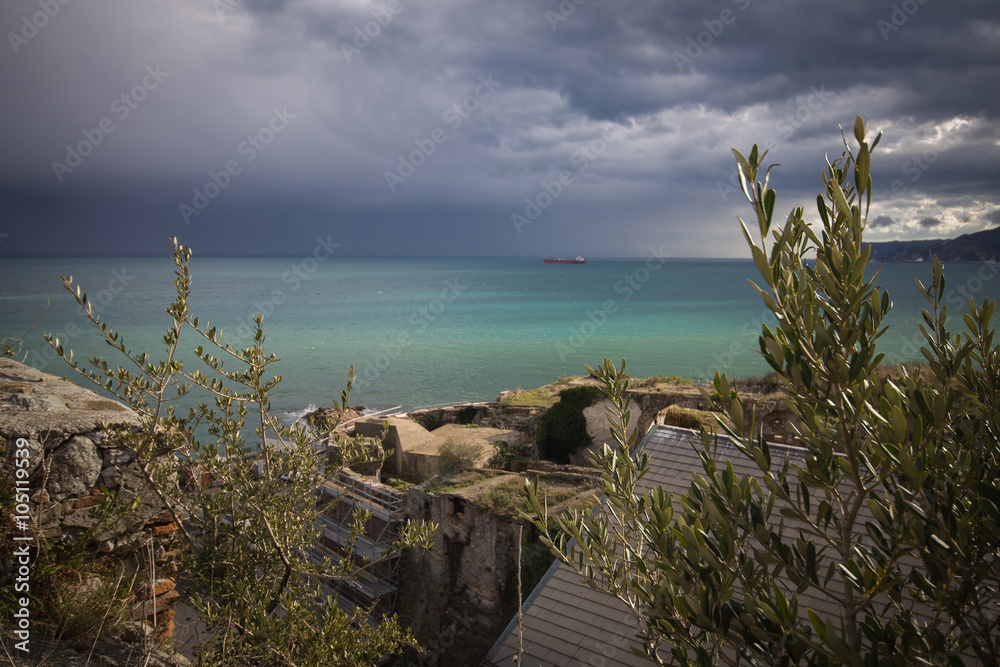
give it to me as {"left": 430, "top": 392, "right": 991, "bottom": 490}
{"left": 525, "top": 117, "right": 1000, "bottom": 665}
{"left": 48, "top": 239, "right": 436, "bottom": 666}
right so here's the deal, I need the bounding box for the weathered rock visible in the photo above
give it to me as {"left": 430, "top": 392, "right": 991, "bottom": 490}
{"left": 0, "top": 359, "right": 185, "bottom": 657}
{"left": 139, "top": 577, "right": 178, "bottom": 599}
{"left": 62, "top": 505, "right": 101, "bottom": 529}
{"left": 47, "top": 435, "right": 103, "bottom": 498}
{"left": 571, "top": 398, "right": 642, "bottom": 465}
{"left": 132, "top": 589, "right": 181, "bottom": 621}
{"left": 0, "top": 358, "right": 140, "bottom": 445}
{"left": 103, "top": 445, "right": 133, "bottom": 467}
{"left": 101, "top": 454, "right": 144, "bottom": 490}
{"left": 583, "top": 398, "right": 640, "bottom": 449}
{"left": 6, "top": 435, "right": 44, "bottom": 475}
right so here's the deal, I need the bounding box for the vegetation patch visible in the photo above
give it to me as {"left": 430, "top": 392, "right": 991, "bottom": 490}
{"left": 438, "top": 438, "right": 485, "bottom": 475}
{"left": 486, "top": 440, "right": 530, "bottom": 471}
{"left": 474, "top": 476, "right": 596, "bottom": 517}
{"left": 380, "top": 476, "right": 413, "bottom": 492}
{"left": 0, "top": 484, "right": 138, "bottom": 647}
{"left": 631, "top": 375, "right": 693, "bottom": 388}
{"left": 733, "top": 371, "right": 783, "bottom": 397}
{"left": 535, "top": 385, "right": 601, "bottom": 464}
{"left": 424, "top": 470, "right": 489, "bottom": 495}
{"left": 658, "top": 405, "right": 722, "bottom": 431}
{"left": 499, "top": 387, "right": 560, "bottom": 409}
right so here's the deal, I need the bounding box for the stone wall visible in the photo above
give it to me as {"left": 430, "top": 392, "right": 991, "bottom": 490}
{"left": 397, "top": 484, "right": 526, "bottom": 666}
{"left": 0, "top": 358, "right": 185, "bottom": 654}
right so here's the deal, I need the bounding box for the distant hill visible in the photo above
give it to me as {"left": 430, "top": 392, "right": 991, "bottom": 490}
{"left": 868, "top": 227, "right": 1000, "bottom": 263}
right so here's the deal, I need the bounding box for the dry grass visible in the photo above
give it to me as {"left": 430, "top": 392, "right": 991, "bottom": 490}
{"left": 733, "top": 371, "right": 784, "bottom": 398}
{"left": 499, "top": 387, "right": 561, "bottom": 409}
{"left": 424, "top": 470, "right": 490, "bottom": 494}
{"left": 438, "top": 438, "right": 485, "bottom": 475}
{"left": 473, "top": 476, "right": 597, "bottom": 517}
{"left": 630, "top": 375, "right": 694, "bottom": 389}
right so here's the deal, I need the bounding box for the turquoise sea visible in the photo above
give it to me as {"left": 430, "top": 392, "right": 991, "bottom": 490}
{"left": 2, "top": 257, "right": 999, "bottom": 420}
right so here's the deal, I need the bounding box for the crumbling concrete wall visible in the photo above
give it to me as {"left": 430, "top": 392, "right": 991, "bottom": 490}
{"left": 0, "top": 358, "right": 184, "bottom": 645}
{"left": 398, "top": 485, "right": 525, "bottom": 666}
{"left": 410, "top": 403, "right": 543, "bottom": 442}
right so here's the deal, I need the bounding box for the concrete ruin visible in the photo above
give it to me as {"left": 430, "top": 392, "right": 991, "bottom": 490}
{"left": 354, "top": 414, "right": 524, "bottom": 483}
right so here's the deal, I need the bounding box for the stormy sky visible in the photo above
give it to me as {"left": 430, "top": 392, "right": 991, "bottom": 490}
{"left": 1, "top": 0, "right": 998, "bottom": 258}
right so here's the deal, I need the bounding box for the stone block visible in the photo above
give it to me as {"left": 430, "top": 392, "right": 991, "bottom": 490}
{"left": 47, "top": 435, "right": 102, "bottom": 497}
{"left": 139, "top": 577, "right": 177, "bottom": 599}
{"left": 131, "top": 589, "right": 180, "bottom": 621}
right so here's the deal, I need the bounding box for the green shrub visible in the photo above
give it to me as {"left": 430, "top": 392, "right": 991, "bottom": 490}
{"left": 438, "top": 438, "right": 484, "bottom": 475}
{"left": 535, "top": 385, "right": 600, "bottom": 463}
{"left": 526, "top": 117, "right": 1000, "bottom": 664}
{"left": 733, "top": 371, "right": 783, "bottom": 395}
{"left": 477, "top": 477, "right": 594, "bottom": 517}
{"left": 486, "top": 441, "right": 530, "bottom": 470}
{"left": 43, "top": 239, "right": 436, "bottom": 665}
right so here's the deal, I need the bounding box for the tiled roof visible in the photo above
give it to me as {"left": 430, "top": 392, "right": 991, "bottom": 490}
{"left": 486, "top": 425, "right": 831, "bottom": 667}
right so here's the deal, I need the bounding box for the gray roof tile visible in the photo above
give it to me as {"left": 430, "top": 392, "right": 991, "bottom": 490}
{"left": 485, "top": 424, "right": 933, "bottom": 666}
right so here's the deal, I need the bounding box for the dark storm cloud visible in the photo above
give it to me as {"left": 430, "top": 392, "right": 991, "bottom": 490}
{"left": 871, "top": 215, "right": 895, "bottom": 229}
{"left": 0, "top": 0, "right": 998, "bottom": 257}
{"left": 918, "top": 216, "right": 943, "bottom": 229}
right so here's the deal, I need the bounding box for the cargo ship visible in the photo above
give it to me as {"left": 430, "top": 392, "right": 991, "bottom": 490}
{"left": 543, "top": 256, "right": 586, "bottom": 264}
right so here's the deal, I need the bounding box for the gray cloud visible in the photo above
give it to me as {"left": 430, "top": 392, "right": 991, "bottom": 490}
{"left": 0, "top": 0, "right": 998, "bottom": 257}
{"left": 918, "top": 216, "right": 944, "bottom": 228}
{"left": 870, "top": 215, "right": 895, "bottom": 229}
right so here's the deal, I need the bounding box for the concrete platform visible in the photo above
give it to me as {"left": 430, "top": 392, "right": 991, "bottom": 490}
{"left": 354, "top": 416, "right": 522, "bottom": 482}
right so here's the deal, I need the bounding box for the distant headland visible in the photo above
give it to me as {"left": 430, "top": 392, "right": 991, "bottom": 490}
{"left": 868, "top": 226, "right": 1000, "bottom": 263}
